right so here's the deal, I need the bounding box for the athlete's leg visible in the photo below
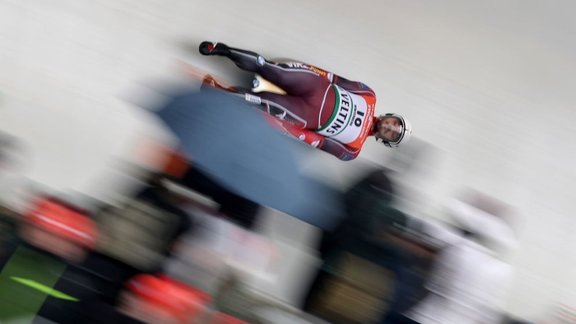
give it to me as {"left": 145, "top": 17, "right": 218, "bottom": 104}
{"left": 248, "top": 92, "right": 317, "bottom": 128}
{"left": 200, "top": 73, "right": 321, "bottom": 128}
{"left": 200, "top": 41, "right": 331, "bottom": 97}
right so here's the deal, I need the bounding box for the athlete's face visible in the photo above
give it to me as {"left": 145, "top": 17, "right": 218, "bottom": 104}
{"left": 377, "top": 117, "right": 403, "bottom": 142}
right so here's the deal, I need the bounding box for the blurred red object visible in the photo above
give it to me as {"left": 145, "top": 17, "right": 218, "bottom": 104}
{"left": 162, "top": 148, "right": 190, "bottom": 179}
{"left": 25, "top": 197, "right": 97, "bottom": 249}
{"left": 126, "top": 274, "right": 211, "bottom": 321}
{"left": 132, "top": 137, "right": 190, "bottom": 179}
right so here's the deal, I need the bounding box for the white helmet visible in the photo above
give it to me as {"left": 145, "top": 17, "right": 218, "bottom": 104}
{"left": 376, "top": 113, "right": 412, "bottom": 147}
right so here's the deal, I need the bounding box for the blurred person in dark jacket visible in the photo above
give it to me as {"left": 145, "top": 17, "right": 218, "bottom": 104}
{"left": 303, "top": 168, "right": 433, "bottom": 320}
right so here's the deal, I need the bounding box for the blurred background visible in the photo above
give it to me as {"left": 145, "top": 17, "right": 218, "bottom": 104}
{"left": 0, "top": 0, "right": 575, "bottom": 323}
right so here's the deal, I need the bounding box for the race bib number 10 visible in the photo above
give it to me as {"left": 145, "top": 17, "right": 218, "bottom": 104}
{"left": 316, "top": 85, "right": 369, "bottom": 145}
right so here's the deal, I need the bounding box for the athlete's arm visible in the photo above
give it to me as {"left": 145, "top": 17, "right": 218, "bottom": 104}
{"left": 265, "top": 116, "right": 359, "bottom": 161}
{"left": 287, "top": 128, "right": 360, "bottom": 161}
{"left": 332, "top": 74, "right": 376, "bottom": 97}
{"left": 281, "top": 126, "right": 361, "bottom": 161}
{"left": 318, "top": 137, "right": 361, "bottom": 161}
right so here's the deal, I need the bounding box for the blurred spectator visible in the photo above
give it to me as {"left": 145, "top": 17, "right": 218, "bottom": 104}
{"left": 311, "top": 167, "right": 397, "bottom": 264}
{"left": 87, "top": 175, "right": 193, "bottom": 299}
{"left": 390, "top": 191, "right": 517, "bottom": 324}
{"left": 303, "top": 168, "right": 433, "bottom": 322}
{"left": 36, "top": 175, "right": 193, "bottom": 323}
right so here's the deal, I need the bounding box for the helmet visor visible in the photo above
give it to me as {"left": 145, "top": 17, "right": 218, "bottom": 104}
{"left": 377, "top": 116, "right": 404, "bottom": 143}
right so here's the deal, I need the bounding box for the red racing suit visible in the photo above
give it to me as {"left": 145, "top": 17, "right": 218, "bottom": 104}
{"left": 211, "top": 46, "right": 378, "bottom": 161}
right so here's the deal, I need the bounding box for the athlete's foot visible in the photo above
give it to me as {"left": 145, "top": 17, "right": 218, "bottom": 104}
{"left": 199, "top": 41, "right": 231, "bottom": 56}
{"left": 201, "top": 74, "right": 227, "bottom": 91}
{"left": 200, "top": 74, "right": 238, "bottom": 93}
{"left": 201, "top": 74, "right": 216, "bottom": 89}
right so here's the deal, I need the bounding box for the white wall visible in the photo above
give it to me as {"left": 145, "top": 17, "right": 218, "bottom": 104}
{"left": 1, "top": 0, "right": 575, "bottom": 320}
